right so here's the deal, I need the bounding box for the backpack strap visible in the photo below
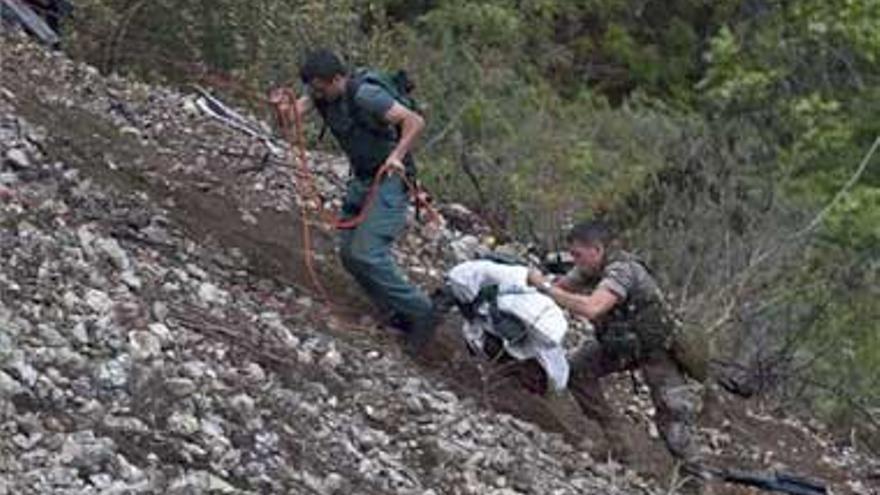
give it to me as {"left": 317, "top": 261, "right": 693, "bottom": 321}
{"left": 307, "top": 73, "right": 389, "bottom": 148}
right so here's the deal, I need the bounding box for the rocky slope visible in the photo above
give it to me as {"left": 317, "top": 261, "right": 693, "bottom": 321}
{"left": 1, "top": 31, "right": 877, "bottom": 495}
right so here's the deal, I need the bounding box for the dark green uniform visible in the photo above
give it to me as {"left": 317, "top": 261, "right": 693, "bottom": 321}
{"left": 564, "top": 251, "right": 698, "bottom": 461}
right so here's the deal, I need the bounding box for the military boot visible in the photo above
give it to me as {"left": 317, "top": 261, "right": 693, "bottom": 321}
{"left": 674, "top": 460, "right": 709, "bottom": 495}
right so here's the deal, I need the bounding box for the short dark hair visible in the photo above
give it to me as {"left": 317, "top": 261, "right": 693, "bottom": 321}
{"left": 567, "top": 220, "right": 612, "bottom": 246}
{"left": 299, "top": 49, "right": 347, "bottom": 84}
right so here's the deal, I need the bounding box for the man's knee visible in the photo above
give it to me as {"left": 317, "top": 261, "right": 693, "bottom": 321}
{"left": 338, "top": 242, "right": 356, "bottom": 265}
{"left": 569, "top": 342, "right": 606, "bottom": 379}
{"left": 339, "top": 242, "right": 376, "bottom": 272}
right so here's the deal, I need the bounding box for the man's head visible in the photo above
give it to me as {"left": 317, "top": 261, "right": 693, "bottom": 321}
{"left": 566, "top": 220, "right": 612, "bottom": 276}
{"left": 299, "top": 49, "right": 348, "bottom": 101}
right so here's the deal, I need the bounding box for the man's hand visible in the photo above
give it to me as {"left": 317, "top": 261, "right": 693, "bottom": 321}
{"left": 527, "top": 268, "right": 548, "bottom": 288}
{"left": 268, "top": 87, "right": 295, "bottom": 116}
{"left": 268, "top": 88, "right": 312, "bottom": 127}
{"left": 382, "top": 155, "right": 407, "bottom": 176}
{"left": 383, "top": 102, "right": 425, "bottom": 173}
{"left": 528, "top": 269, "right": 556, "bottom": 296}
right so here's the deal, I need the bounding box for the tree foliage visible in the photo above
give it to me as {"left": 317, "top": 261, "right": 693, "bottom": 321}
{"left": 63, "top": 0, "right": 880, "bottom": 446}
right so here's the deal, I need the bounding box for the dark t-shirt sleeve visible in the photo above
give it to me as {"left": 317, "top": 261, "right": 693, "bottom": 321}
{"left": 353, "top": 83, "right": 395, "bottom": 121}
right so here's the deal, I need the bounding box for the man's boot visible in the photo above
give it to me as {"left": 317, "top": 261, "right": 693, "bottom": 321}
{"left": 383, "top": 312, "right": 412, "bottom": 334}
{"left": 674, "top": 460, "right": 709, "bottom": 495}
{"left": 404, "top": 288, "right": 457, "bottom": 355}
{"left": 405, "top": 310, "right": 440, "bottom": 355}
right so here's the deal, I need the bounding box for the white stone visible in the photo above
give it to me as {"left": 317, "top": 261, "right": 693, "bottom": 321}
{"left": 168, "top": 470, "right": 237, "bottom": 493}
{"left": 89, "top": 473, "right": 113, "bottom": 489}
{"left": 182, "top": 96, "right": 200, "bottom": 115}
{"left": 241, "top": 211, "right": 258, "bottom": 225}
{"left": 5, "top": 148, "right": 30, "bottom": 168}
{"left": 120, "top": 271, "right": 142, "bottom": 290}
{"left": 242, "top": 362, "right": 265, "bottom": 382}
{"left": 148, "top": 322, "right": 171, "bottom": 344}
{"left": 324, "top": 473, "right": 345, "bottom": 492}
{"left": 95, "top": 355, "right": 130, "bottom": 389}
{"left": 128, "top": 331, "right": 161, "bottom": 361}
{"left": 9, "top": 356, "right": 38, "bottom": 387}
{"left": 182, "top": 359, "right": 213, "bottom": 379}
{"left": 0, "top": 370, "right": 22, "bottom": 397}
{"left": 319, "top": 348, "right": 343, "bottom": 369}
{"left": 451, "top": 235, "right": 482, "bottom": 262}
{"left": 37, "top": 324, "right": 67, "bottom": 346}
{"left": 120, "top": 126, "right": 141, "bottom": 137}
{"left": 76, "top": 225, "right": 96, "bottom": 256}
{"left": 117, "top": 454, "right": 145, "bottom": 482}
{"left": 85, "top": 289, "right": 113, "bottom": 315}
{"left": 0, "top": 172, "right": 18, "bottom": 185}
{"left": 186, "top": 263, "right": 208, "bottom": 280}
{"left": 165, "top": 377, "right": 197, "bottom": 397}
{"left": 296, "top": 349, "right": 313, "bottom": 365}
{"left": 167, "top": 412, "right": 199, "bottom": 436}
{"left": 61, "top": 291, "right": 81, "bottom": 310}
{"left": 200, "top": 416, "right": 227, "bottom": 441}
{"left": 198, "top": 282, "right": 229, "bottom": 306}
{"left": 96, "top": 237, "right": 130, "bottom": 271}
{"left": 151, "top": 301, "right": 169, "bottom": 322}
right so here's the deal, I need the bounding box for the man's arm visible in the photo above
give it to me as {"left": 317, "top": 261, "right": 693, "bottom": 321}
{"left": 382, "top": 102, "right": 425, "bottom": 167}
{"left": 268, "top": 89, "right": 312, "bottom": 124}
{"left": 554, "top": 276, "right": 579, "bottom": 292}
{"left": 528, "top": 269, "right": 620, "bottom": 321}
{"left": 295, "top": 95, "right": 313, "bottom": 118}
{"left": 353, "top": 83, "right": 425, "bottom": 170}
{"left": 546, "top": 285, "right": 620, "bottom": 321}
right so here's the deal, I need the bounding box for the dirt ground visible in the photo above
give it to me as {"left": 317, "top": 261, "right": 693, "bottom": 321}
{"left": 2, "top": 58, "right": 875, "bottom": 495}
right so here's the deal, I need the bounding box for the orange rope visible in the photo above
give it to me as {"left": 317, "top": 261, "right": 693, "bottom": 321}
{"left": 267, "top": 88, "right": 330, "bottom": 302}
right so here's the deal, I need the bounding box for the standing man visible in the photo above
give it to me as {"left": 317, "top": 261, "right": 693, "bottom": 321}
{"left": 527, "top": 220, "right": 701, "bottom": 468}
{"left": 271, "top": 49, "right": 437, "bottom": 352}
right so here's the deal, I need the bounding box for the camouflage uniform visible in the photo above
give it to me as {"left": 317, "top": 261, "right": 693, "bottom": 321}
{"left": 565, "top": 251, "right": 699, "bottom": 461}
